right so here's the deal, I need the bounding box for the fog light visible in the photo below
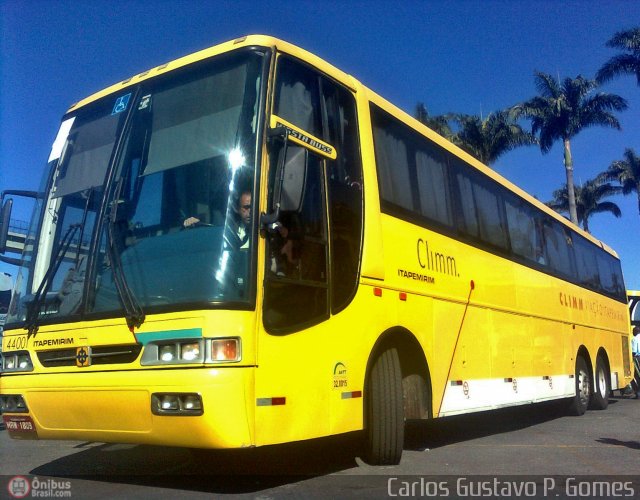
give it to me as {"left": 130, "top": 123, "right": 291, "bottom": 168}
{"left": 151, "top": 393, "right": 203, "bottom": 416}
{"left": 0, "top": 394, "right": 28, "bottom": 413}
{"left": 182, "top": 395, "right": 202, "bottom": 411}
{"left": 181, "top": 342, "right": 200, "bottom": 361}
{"left": 161, "top": 395, "right": 179, "bottom": 410}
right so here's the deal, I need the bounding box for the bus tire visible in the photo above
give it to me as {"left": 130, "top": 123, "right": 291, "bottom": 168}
{"left": 568, "top": 356, "right": 590, "bottom": 416}
{"left": 589, "top": 355, "right": 610, "bottom": 410}
{"left": 363, "top": 347, "right": 404, "bottom": 465}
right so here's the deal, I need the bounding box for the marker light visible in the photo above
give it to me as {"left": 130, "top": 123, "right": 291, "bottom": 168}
{"left": 211, "top": 339, "right": 239, "bottom": 361}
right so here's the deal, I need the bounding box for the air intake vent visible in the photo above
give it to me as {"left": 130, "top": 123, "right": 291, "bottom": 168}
{"left": 37, "top": 344, "right": 142, "bottom": 367}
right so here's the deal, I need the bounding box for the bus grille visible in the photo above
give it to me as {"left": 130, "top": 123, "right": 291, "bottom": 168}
{"left": 37, "top": 345, "right": 142, "bottom": 367}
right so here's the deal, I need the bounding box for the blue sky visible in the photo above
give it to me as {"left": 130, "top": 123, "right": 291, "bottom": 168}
{"left": 1, "top": 0, "right": 639, "bottom": 290}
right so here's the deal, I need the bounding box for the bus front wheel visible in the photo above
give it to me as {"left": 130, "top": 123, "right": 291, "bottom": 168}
{"left": 363, "top": 347, "right": 404, "bottom": 465}
{"left": 568, "top": 356, "right": 590, "bottom": 416}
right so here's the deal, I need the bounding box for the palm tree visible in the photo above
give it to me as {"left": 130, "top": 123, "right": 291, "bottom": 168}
{"left": 601, "top": 148, "right": 640, "bottom": 216}
{"left": 514, "top": 72, "right": 628, "bottom": 225}
{"left": 415, "top": 102, "right": 453, "bottom": 139}
{"left": 448, "top": 111, "right": 536, "bottom": 165}
{"left": 547, "top": 179, "right": 622, "bottom": 233}
{"left": 596, "top": 27, "right": 640, "bottom": 86}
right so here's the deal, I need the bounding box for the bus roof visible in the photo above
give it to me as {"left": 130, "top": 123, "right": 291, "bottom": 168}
{"left": 67, "top": 35, "right": 358, "bottom": 114}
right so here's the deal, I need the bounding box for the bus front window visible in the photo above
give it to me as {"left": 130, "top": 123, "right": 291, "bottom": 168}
{"left": 8, "top": 49, "right": 265, "bottom": 328}
{"left": 91, "top": 50, "right": 265, "bottom": 316}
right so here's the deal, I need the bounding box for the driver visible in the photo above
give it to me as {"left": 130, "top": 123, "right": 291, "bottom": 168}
{"left": 183, "top": 190, "right": 252, "bottom": 250}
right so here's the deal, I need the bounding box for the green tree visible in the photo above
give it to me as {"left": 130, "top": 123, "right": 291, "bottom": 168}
{"left": 448, "top": 111, "right": 536, "bottom": 165}
{"left": 601, "top": 148, "right": 640, "bottom": 216}
{"left": 547, "top": 179, "right": 622, "bottom": 233}
{"left": 596, "top": 27, "right": 640, "bottom": 86}
{"left": 514, "top": 72, "right": 628, "bottom": 225}
{"left": 415, "top": 102, "right": 453, "bottom": 139}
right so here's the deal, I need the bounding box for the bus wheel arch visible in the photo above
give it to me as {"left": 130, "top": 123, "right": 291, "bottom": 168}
{"left": 362, "top": 327, "right": 432, "bottom": 465}
{"left": 367, "top": 327, "right": 433, "bottom": 420}
{"left": 589, "top": 348, "right": 611, "bottom": 410}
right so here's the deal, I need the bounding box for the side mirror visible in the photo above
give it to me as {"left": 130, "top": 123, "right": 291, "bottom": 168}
{"left": 261, "top": 115, "right": 335, "bottom": 229}
{"left": 0, "top": 198, "right": 13, "bottom": 254}
{"left": 0, "top": 190, "right": 42, "bottom": 266}
{"left": 280, "top": 146, "right": 307, "bottom": 212}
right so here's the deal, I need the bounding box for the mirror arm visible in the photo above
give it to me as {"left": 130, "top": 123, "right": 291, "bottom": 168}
{"left": 1, "top": 190, "right": 42, "bottom": 201}
{"left": 261, "top": 126, "right": 290, "bottom": 229}
{"left": 259, "top": 206, "right": 281, "bottom": 228}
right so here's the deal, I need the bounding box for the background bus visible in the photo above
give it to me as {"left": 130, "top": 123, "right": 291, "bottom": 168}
{"left": 0, "top": 35, "right": 632, "bottom": 465}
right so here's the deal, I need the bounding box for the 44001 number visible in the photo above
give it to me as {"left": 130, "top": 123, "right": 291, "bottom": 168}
{"left": 4, "top": 335, "right": 28, "bottom": 351}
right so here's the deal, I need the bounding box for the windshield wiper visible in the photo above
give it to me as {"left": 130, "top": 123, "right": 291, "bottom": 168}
{"left": 105, "top": 183, "right": 145, "bottom": 331}
{"left": 25, "top": 223, "right": 81, "bottom": 337}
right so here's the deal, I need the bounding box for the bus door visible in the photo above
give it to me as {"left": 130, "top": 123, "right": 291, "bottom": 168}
{"left": 254, "top": 53, "right": 363, "bottom": 445}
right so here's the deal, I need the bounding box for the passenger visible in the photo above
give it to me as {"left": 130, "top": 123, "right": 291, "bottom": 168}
{"left": 632, "top": 325, "right": 640, "bottom": 399}
{"left": 268, "top": 213, "right": 299, "bottom": 276}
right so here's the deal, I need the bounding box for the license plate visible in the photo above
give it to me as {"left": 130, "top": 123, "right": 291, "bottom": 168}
{"left": 3, "top": 415, "right": 38, "bottom": 439}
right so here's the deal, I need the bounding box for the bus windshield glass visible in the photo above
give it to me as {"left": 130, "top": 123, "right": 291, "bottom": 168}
{"left": 8, "top": 49, "right": 265, "bottom": 326}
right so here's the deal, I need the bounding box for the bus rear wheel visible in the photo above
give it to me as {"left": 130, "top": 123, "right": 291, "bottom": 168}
{"left": 589, "top": 355, "right": 610, "bottom": 410}
{"left": 363, "top": 347, "right": 404, "bottom": 465}
{"left": 568, "top": 356, "right": 590, "bottom": 416}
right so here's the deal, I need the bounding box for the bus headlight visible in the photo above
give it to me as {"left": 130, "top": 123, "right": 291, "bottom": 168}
{"left": 141, "top": 338, "right": 241, "bottom": 365}
{"left": 159, "top": 344, "right": 178, "bottom": 362}
{"left": 151, "top": 341, "right": 201, "bottom": 364}
{"left": 181, "top": 342, "right": 200, "bottom": 361}
{"left": 1, "top": 351, "right": 34, "bottom": 373}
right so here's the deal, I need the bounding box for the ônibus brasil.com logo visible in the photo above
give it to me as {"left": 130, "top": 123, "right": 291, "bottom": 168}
{"left": 7, "top": 476, "right": 72, "bottom": 498}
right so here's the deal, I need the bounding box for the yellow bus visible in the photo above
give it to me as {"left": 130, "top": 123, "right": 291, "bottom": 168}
{"left": 0, "top": 35, "right": 632, "bottom": 465}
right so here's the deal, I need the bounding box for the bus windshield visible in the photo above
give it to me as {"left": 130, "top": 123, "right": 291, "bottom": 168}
{"left": 8, "top": 49, "right": 265, "bottom": 327}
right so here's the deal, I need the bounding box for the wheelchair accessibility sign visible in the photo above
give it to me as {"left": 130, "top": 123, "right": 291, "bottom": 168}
{"left": 112, "top": 93, "right": 131, "bottom": 115}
